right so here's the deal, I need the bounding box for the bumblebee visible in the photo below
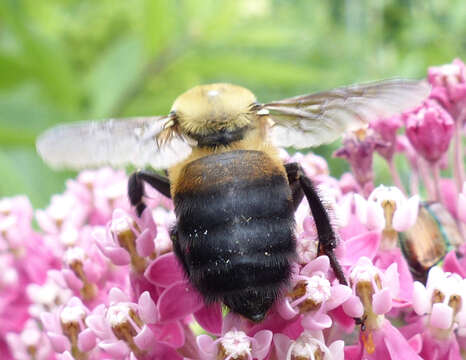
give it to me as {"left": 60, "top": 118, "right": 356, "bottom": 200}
{"left": 37, "top": 80, "right": 429, "bottom": 322}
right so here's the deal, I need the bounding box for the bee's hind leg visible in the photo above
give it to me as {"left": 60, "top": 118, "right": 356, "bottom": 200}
{"left": 128, "top": 170, "right": 171, "bottom": 217}
{"left": 285, "top": 162, "right": 347, "bottom": 287}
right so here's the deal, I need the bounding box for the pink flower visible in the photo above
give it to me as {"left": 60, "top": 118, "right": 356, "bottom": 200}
{"left": 277, "top": 256, "right": 352, "bottom": 331}
{"left": 428, "top": 58, "right": 466, "bottom": 114}
{"left": 413, "top": 267, "right": 466, "bottom": 331}
{"left": 345, "top": 319, "right": 422, "bottom": 360}
{"left": 342, "top": 257, "right": 401, "bottom": 322}
{"left": 342, "top": 258, "right": 421, "bottom": 359}
{"left": 36, "top": 194, "right": 88, "bottom": 235}
{"left": 40, "top": 297, "right": 97, "bottom": 357}
{"left": 61, "top": 244, "right": 114, "bottom": 303}
{"left": 444, "top": 243, "right": 466, "bottom": 278}
{"left": 334, "top": 130, "right": 388, "bottom": 195}
{"left": 196, "top": 313, "right": 273, "bottom": 360}
{"left": 371, "top": 115, "right": 403, "bottom": 161}
{"left": 27, "top": 272, "right": 73, "bottom": 319}
{"left": 86, "top": 288, "right": 167, "bottom": 359}
{"left": 66, "top": 168, "right": 131, "bottom": 225}
{"left": 274, "top": 330, "right": 344, "bottom": 360}
{"left": 6, "top": 319, "right": 53, "bottom": 360}
{"left": 354, "top": 185, "right": 419, "bottom": 252}
{"left": 94, "top": 208, "right": 156, "bottom": 274}
{"left": 411, "top": 267, "right": 466, "bottom": 359}
{"left": 404, "top": 100, "right": 454, "bottom": 163}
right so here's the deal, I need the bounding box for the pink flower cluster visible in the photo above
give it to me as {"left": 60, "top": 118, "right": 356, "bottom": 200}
{"left": 2, "top": 59, "right": 466, "bottom": 360}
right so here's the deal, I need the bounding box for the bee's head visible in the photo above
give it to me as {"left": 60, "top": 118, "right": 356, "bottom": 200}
{"left": 169, "top": 83, "right": 258, "bottom": 147}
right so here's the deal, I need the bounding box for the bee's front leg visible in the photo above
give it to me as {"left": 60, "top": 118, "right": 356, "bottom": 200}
{"left": 285, "top": 162, "right": 347, "bottom": 287}
{"left": 128, "top": 170, "right": 171, "bottom": 217}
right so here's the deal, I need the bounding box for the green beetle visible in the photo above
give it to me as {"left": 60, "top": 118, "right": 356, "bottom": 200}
{"left": 398, "top": 202, "right": 464, "bottom": 283}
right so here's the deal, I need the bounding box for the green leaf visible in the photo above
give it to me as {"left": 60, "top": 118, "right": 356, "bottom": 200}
{"left": 85, "top": 37, "right": 146, "bottom": 118}
{"left": 0, "top": 147, "right": 73, "bottom": 207}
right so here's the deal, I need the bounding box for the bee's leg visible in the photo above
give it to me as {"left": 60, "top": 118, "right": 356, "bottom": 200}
{"left": 284, "top": 162, "right": 304, "bottom": 211}
{"left": 285, "top": 162, "right": 347, "bottom": 286}
{"left": 128, "top": 170, "right": 171, "bottom": 217}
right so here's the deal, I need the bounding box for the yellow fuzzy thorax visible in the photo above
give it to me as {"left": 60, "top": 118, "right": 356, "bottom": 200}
{"left": 167, "top": 128, "right": 284, "bottom": 197}
{"left": 171, "top": 83, "right": 256, "bottom": 136}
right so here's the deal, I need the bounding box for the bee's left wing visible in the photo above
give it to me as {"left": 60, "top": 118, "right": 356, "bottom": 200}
{"left": 36, "top": 115, "right": 192, "bottom": 170}
{"left": 261, "top": 79, "right": 430, "bottom": 148}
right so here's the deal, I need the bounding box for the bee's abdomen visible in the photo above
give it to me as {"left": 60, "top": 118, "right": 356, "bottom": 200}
{"left": 173, "top": 150, "right": 295, "bottom": 319}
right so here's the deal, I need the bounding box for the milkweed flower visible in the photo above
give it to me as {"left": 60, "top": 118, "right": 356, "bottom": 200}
{"left": 273, "top": 330, "right": 344, "bottom": 360}
{"left": 343, "top": 257, "right": 422, "bottom": 360}
{"left": 277, "top": 256, "right": 352, "bottom": 330}
{"left": 6, "top": 319, "right": 53, "bottom": 360}
{"left": 404, "top": 100, "right": 454, "bottom": 164}
{"left": 196, "top": 313, "right": 273, "bottom": 360}
{"left": 428, "top": 58, "right": 466, "bottom": 113}
{"left": 410, "top": 267, "right": 466, "bottom": 360}
{"left": 86, "top": 288, "right": 162, "bottom": 359}
{"left": 40, "top": 297, "right": 97, "bottom": 358}
{"left": 94, "top": 208, "right": 156, "bottom": 274}
{"left": 333, "top": 130, "right": 388, "bottom": 196}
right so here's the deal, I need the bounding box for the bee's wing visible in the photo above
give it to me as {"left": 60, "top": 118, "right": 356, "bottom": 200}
{"left": 263, "top": 79, "right": 430, "bottom": 148}
{"left": 36, "top": 116, "right": 192, "bottom": 170}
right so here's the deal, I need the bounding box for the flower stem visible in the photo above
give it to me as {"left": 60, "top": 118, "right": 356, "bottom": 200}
{"left": 388, "top": 158, "right": 407, "bottom": 195}
{"left": 419, "top": 158, "right": 436, "bottom": 200}
{"left": 431, "top": 161, "right": 442, "bottom": 203}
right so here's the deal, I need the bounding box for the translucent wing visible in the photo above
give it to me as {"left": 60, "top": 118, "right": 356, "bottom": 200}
{"left": 36, "top": 116, "right": 192, "bottom": 170}
{"left": 263, "top": 79, "right": 430, "bottom": 148}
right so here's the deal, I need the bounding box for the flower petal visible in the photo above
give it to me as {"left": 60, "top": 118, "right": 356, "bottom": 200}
{"left": 393, "top": 195, "right": 419, "bottom": 231}
{"left": 157, "top": 281, "right": 203, "bottom": 322}
{"left": 109, "top": 287, "right": 130, "bottom": 303}
{"left": 99, "top": 340, "right": 129, "bottom": 358}
{"left": 412, "top": 281, "right": 429, "bottom": 315}
{"left": 354, "top": 194, "right": 368, "bottom": 224}
{"left": 150, "top": 321, "right": 185, "bottom": 348}
{"left": 252, "top": 330, "right": 273, "bottom": 360}
{"left": 62, "top": 269, "right": 83, "bottom": 291}
{"left": 443, "top": 250, "right": 466, "bottom": 278}
{"left": 272, "top": 333, "right": 292, "bottom": 360}
{"left": 196, "top": 334, "right": 217, "bottom": 358}
{"left": 47, "top": 332, "right": 70, "bottom": 353}
{"left": 136, "top": 229, "right": 155, "bottom": 257}
{"left": 301, "top": 313, "right": 332, "bottom": 330}
{"left": 366, "top": 201, "right": 385, "bottom": 231}
{"left": 144, "top": 253, "right": 184, "bottom": 287}
{"left": 373, "top": 288, "right": 392, "bottom": 315}
{"left": 100, "top": 246, "right": 130, "bottom": 266}
{"left": 194, "top": 303, "right": 223, "bottom": 335}
{"left": 326, "top": 284, "right": 352, "bottom": 310}
{"left": 342, "top": 295, "right": 364, "bottom": 318}
{"left": 77, "top": 328, "right": 96, "bottom": 352}
{"left": 341, "top": 231, "right": 380, "bottom": 266}
{"left": 383, "top": 321, "right": 422, "bottom": 360}
{"left": 276, "top": 299, "right": 299, "bottom": 320}
{"left": 138, "top": 291, "right": 158, "bottom": 324}
{"left": 430, "top": 303, "right": 453, "bottom": 330}
{"left": 301, "top": 255, "right": 329, "bottom": 276}
{"left": 328, "top": 340, "right": 345, "bottom": 360}
{"left": 133, "top": 325, "right": 156, "bottom": 350}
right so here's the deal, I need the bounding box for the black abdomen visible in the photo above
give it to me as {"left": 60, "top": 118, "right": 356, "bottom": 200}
{"left": 172, "top": 150, "right": 296, "bottom": 321}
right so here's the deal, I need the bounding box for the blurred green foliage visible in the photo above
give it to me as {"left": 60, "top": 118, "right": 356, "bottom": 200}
{"left": 0, "top": 0, "right": 465, "bottom": 207}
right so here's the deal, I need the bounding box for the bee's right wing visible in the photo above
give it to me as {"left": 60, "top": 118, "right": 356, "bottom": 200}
{"left": 262, "top": 79, "right": 430, "bottom": 148}
{"left": 36, "top": 116, "right": 192, "bottom": 170}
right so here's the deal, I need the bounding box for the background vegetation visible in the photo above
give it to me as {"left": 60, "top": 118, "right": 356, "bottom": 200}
{"left": 0, "top": 0, "right": 465, "bottom": 207}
